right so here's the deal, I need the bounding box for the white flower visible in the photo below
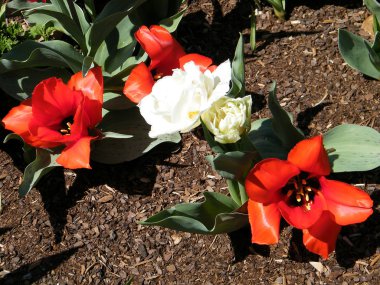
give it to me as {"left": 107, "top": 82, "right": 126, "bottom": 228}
{"left": 138, "top": 60, "right": 231, "bottom": 138}
{"left": 201, "top": 95, "right": 252, "bottom": 144}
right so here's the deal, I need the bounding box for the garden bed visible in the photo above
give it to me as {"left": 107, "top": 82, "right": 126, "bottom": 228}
{"left": 0, "top": 0, "right": 379, "bottom": 284}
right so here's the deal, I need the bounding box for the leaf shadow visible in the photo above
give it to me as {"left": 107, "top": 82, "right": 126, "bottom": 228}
{"left": 228, "top": 224, "right": 270, "bottom": 263}
{"left": 1, "top": 247, "right": 79, "bottom": 285}
{"left": 35, "top": 142, "right": 179, "bottom": 243}
{"left": 296, "top": 102, "right": 331, "bottom": 136}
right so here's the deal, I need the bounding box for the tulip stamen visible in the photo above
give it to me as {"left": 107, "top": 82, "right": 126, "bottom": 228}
{"left": 59, "top": 116, "right": 74, "bottom": 136}
{"left": 153, "top": 73, "right": 164, "bottom": 80}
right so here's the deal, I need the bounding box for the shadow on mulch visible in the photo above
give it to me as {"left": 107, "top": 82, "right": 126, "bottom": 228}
{"left": 33, "top": 142, "right": 179, "bottom": 244}
{"left": 1, "top": 247, "right": 79, "bottom": 285}
{"left": 179, "top": 0, "right": 251, "bottom": 62}
{"left": 296, "top": 102, "right": 332, "bottom": 136}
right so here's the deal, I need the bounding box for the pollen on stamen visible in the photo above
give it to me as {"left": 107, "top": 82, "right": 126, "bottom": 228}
{"left": 301, "top": 179, "right": 307, "bottom": 185}
{"left": 153, "top": 73, "right": 163, "bottom": 80}
{"left": 296, "top": 194, "right": 302, "bottom": 203}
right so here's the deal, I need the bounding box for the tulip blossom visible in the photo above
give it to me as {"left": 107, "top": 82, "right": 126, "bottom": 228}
{"left": 123, "top": 25, "right": 217, "bottom": 103}
{"left": 2, "top": 67, "right": 103, "bottom": 169}
{"left": 201, "top": 95, "right": 252, "bottom": 144}
{"left": 245, "top": 136, "right": 373, "bottom": 259}
{"left": 138, "top": 60, "right": 231, "bottom": 138}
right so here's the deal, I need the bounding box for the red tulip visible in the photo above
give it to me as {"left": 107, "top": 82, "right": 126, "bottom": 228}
{"left": 245, "top": 136, "right": 373, "bottom": 259}
{"left": 2, "top": 67, "right": 103, "bottom": 169}
{"left": 123, "top": 25, "right": 216, "bottom": 103}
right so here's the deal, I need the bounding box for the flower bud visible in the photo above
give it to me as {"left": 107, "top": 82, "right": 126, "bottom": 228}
{"left": 201, "top": 95, "right": 252, "bottom": 144}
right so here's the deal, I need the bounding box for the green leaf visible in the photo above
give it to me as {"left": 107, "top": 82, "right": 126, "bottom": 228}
{"left": 268, "top": 82, "right": 304, "bottom": 149}
{"left": 0, "top": 40, "right": 83, "bottom": 74}
{"left": 84, "top": 0, "right": 96, "bottom": 20}
{"left": 101, "top": 132, "right": 133, "bottom": 139}
{"left": 159, "top": 8, "right": 186, "bottom": 33}
{"left": 250, "top": 9, "right": 256, "bottom": 51}
{"left": 82, "top": 56, "right": 94, "bottom": 77}
{"left": 91, "top": 107, "right": 180, "bottom": 163}
{"left": 323, "top": 124, "right": 380, "bottom": 172}
{"left": 103, "top": 92, "right": 136, "bottom": 110}
{"left": 208, "top": 151, "right": 257, "bottom": 182}
{"left": 364, "top": 40, "right": 380, "bottom": 67}
{"left": 85, "top": 0, "right": 147, "bottom": 57}
{"left": 7, "top": 0, "right": 49, "bottom": 11}
{"left": 248, "top": 118, "right": 288, "bottom": 159}
{"left": 227, "top": 33, "right": 245, "bottom": 98}
{"left": 19, "top": 148, "right": 60, "bottom": 197}
{"left": 140, "top": 192, "right": 248, "bottom": 234}
{"left": 338, "top": 29, "right": 380, "bottom": 80}
{"left": 24, "top": 5, "right": 88, "bottom": 52}
{"left": 0, "top": 3, "right": 6, "bottom": 23}
{"left": 365, "top": 0, "right": 380, "bottom": 23}
{"left": 0, "top": 67, "right": 72, "bottom": 101}
{"left": 129, "top": 0, "right": 184, "bottom": 27}
{"left": 4, "top": 133, "right": 36, "bottom": 164}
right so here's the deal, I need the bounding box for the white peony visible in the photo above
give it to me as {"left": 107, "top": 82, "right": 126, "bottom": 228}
{"left": 201, "top": 95, "right": 252, "bottom": 144}
{"left": 138, "top": 60, "right": 232, "bottom": 138}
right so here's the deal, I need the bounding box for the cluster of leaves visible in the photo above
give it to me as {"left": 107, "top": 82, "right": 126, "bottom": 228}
{"left": 338, "top": 0, "right": 380, "bottom": 80}
{"left": 1, "top": 0, "right": 185, "bottom": 195}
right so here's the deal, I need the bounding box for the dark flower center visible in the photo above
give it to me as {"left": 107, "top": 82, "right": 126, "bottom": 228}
{"left": 282, "top": 174, "right": 319, "bottom": 211}
{"left": 59, "top": 116, "right": 74, "bottom": 135}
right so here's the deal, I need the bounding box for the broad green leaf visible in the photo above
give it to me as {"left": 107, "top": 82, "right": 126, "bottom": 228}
{"left": 372, "top": 31, "right": 380, "bottom": 54}
{"left": 268, "top": 82, "right": 304, "bottom": 150}
{"left": 365, "top": 0, "right": 380, "bottom": 23}
{"left": 338, "top": 29, "right": 380, "bottom": 80}
{"left": 7, "top": 0, "right": 49, "bottom": 11}
{"left": 102, "top": 92, "right": 136, "bottom": 110}
{"left": 0, "top": 40, "right": 83, "bottom": 74}
{"left": 208, "top": 151, "right": 257, "bottom": 182}
{"left": 159, "top": 8, "right": 186, "bottom": 33}
{"left": 248, "top": 118, "right": 288, "bottom": 160}
{"left": 323, "top": 124, "right": 380, "bottom": 172}
{"left": 140, "top": 192, "right": 248, "bottom": 234}
{"left": 91, "top": 107, "right": 180, "bottom": 163}
{"left": 227, "top": 33, "right": 245, "bottom": 98}
{"left": 85, "top": 0, "right": 147, "bottom": 57}
{"left": 0, "top": 68, "right": 72, "bottom": 101}
{"left": 19, "top": 148, "right": 60, "bottom": 197}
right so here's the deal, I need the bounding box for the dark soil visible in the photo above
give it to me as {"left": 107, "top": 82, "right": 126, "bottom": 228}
{"left": 1, "top": 0, "right": 380, "bottom": 284}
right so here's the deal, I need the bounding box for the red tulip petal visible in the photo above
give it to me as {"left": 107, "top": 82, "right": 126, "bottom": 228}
{"left": 2, "top": 99, "right": 32, "bottom": 137}
{"left": 302, "top": 211, "right": 341, "bottom": 259}
{"left": 135, "top": 25, "right": 185, "bottom": 75}
{"left": 320, "top": 177, "right": 373, "bottom": 225}
{"left": 288, "top": 136, "right": 331, "bottom": 177}
{"left": 68, "top": 66, "right": 103, "bottom": 102}
{"left": 245, "top": 158, "right": 300, "bottom": 204}
{"left": 179, "top": 53, "right": 212, "bottom": 72}
{"left": 56, "top": 136, "right": 94, "bottom": 169}
{"left": 278, "top": 192, "right": 326, "bottom": 229}
{"left": 123, "top": 63, "right": 155, "bottom": 103}
{"left": 31, "top": 77, "right": 83, "bottom": 127}
{"left": 248, "top": 199, "right": 281, "bottom": 245}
